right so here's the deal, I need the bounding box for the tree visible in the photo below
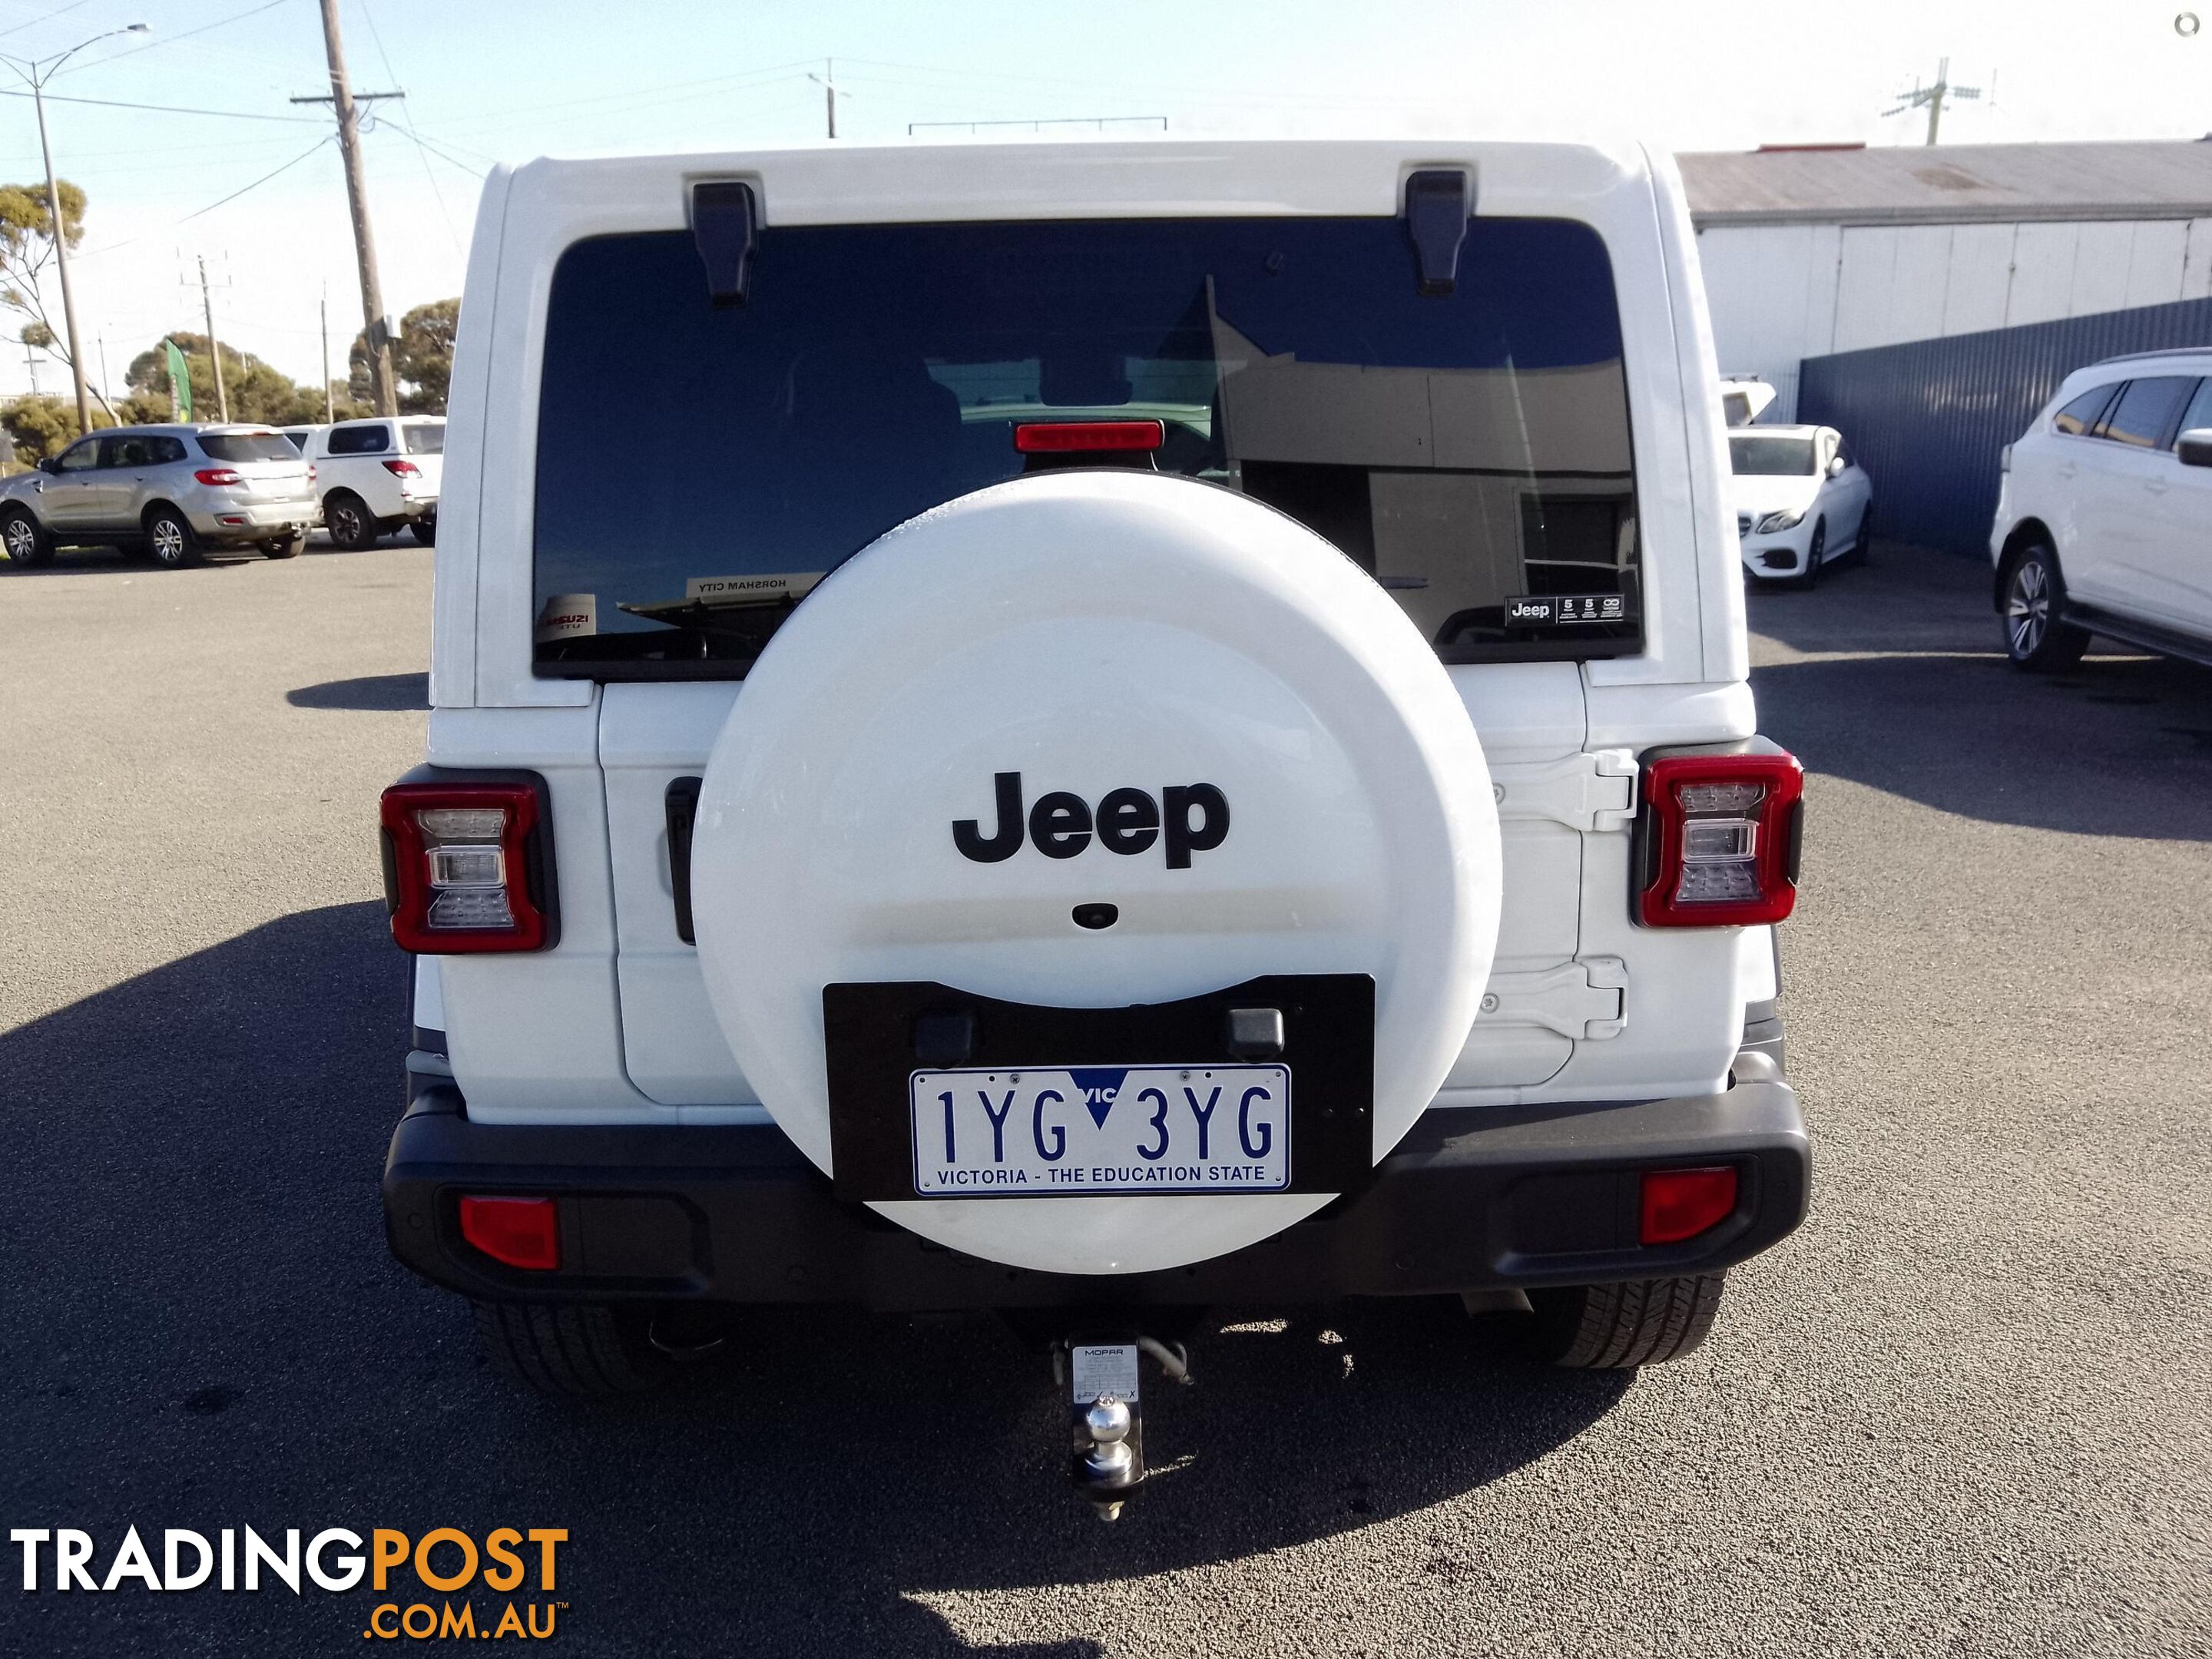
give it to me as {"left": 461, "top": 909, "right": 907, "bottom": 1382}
{"left": 0, "top": 391, "right": 166, "bottom": 469}
{"left": 349, "top": 298, "right": 458, "bottom": 414}
{"left": 122, "top": 332, "right": 353, "bottom": 426}
{"left": 0, "top": 179, "right": 87, "bottom": 378}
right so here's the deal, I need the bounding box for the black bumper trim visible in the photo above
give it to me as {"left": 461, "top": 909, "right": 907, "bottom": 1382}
{"left": 383, "top": 1071, "right": 1809, "bottom": 1311}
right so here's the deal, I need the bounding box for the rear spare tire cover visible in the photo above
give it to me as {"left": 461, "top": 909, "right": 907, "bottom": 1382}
{"left": 691, "top": 471, "right": 1500, "bottom": 1274}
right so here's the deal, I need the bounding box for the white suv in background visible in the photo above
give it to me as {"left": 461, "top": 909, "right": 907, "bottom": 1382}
{"left": 309, "top": 415, "right": 444, "bottom": 549}
{"left": 1993, "top": 349, "right": 2212, "bottom": 671}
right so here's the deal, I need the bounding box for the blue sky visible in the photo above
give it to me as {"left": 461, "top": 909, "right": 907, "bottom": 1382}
{"left": 0, "top": 0, "right": 2205, "bottom": 397}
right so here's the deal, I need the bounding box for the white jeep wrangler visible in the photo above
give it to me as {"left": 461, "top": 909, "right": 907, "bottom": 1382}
{"left": 380, "top": 137, "right": 1807, "bottom": 1510}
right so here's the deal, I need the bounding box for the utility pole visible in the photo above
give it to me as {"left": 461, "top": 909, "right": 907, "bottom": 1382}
{"left": 23, "top": 337, "right": 37, "bottom": 398}
{"left": 808, "top": 58, "right": 840, "bottom": 139}
{"left": 195, "top": 255, "right": 229, "bottom": 422}
{"left": 294, "top": 0, "right": 400, "bottom": 415}
{"left": 320, "top": 290, "right": 334, "bottom": 422}
{"left": 1884, "top": 56, "right": 1982, "bottom": 145}
{"left": 0, "top": 24, "right": 151, "bottom": 435}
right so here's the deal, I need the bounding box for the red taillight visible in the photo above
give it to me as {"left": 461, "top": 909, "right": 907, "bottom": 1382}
{"left": 1641, "top": 1167, "right": 1739, "bottom": 1244}
{"left": 308, "top": 465, "right": 318, "bottom": 483}
{"left": 1012, "top": 419, "right": 1165, "bottom": 455}
{"left": 382, "top": 459, "right": 420, "bottom": 476}
{"left": 379, "top": 780, "right": 552, "bottom": 952}
{"left": 1637, "top": 750, "right": 1803, "bottom": 927}
{"left": 194, "top": 467, "right": 242, "bottom": 486}
{"left": 459, "top": 1195, "right": 560, "bottom": 1270}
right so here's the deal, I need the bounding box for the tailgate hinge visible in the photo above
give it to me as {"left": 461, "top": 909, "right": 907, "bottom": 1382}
{"left": 1491, "top": 748, "right": 1637, "bottom": 833}
{"left": 1476, "top": 957, "right": 1628, "bottom": 1041}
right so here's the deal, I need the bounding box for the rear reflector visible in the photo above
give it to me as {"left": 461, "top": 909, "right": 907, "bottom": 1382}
{"left": 1637, "top": 749, "right": 1803, "bottom": 927}
{"left": 379, "top": 780, "right": 553, "bottom": 952}
{"left": 459, "top": 1195, "right": 560, "bottom": 1270}
{"left": 1640, "top": 1167, "right": 1738, "bottom": 1245}
{"left": 1012, "top": 419, "right": 1165, "bottom": 455}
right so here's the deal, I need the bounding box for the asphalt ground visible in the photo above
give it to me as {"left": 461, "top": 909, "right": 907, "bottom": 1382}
{"left": 2, "top": 535, "right": 2208, "bottom": 1657}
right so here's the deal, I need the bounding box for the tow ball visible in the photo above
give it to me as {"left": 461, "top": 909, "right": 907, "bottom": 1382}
{"left": 1058, "top": 1333, "right": 1191, "bottom": 1521}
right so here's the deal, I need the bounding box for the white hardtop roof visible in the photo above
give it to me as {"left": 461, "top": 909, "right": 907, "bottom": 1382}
{"left": 500, "top": 136, "right": 1657, "bottom": 229}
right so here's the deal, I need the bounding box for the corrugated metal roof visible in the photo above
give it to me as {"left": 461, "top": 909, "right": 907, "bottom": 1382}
{"left": 1680, "top": 141, "right": 2212, "bottom": 227}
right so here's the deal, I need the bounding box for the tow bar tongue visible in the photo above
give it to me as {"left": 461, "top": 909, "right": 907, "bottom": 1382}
{"left": 1063, "top": 1334, "right": 1191, "bottom": 1521}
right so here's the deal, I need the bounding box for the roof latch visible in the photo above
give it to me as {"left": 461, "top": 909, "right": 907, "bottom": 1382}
{"left": 690, "top": 180, "right": 757, "bottom": 308}
{"left": 1402, "top": 168, "right": 1472, "bottom": 297}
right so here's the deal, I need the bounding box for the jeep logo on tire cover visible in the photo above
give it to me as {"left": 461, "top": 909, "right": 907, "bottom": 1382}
{"left": 953, "top": 772, "right": 1230, "bottom": 868}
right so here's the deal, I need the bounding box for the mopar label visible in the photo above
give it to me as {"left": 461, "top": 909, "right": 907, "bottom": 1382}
{"left": 952, "top": 772, "right": 1230, "bottom": 869}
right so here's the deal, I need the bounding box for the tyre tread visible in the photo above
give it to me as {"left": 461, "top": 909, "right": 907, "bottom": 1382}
{"left": 472, "top": 1301, "right": 670, "bottom": 1398}
{"left": 1538, "top": 1273, "right": 1727, "bottom": 1369}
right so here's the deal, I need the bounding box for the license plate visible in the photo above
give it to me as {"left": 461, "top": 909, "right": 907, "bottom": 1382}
{"left": 908, "top": 1064, "right": 1291, "bottom": 1197}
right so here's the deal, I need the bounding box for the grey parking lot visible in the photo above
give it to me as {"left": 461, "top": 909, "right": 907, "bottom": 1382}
{"left": 2, "top": 539, "right": 2208, "bottom": 1657}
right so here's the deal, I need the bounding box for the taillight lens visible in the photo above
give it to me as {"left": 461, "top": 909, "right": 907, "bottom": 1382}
{"left": 307, "top": 465, "right": 318, "bottom": 483}
{"left": 379, "top": 780, "right": 553, "bottom": 952}
{"left": 1012, "top": 419, "right": 1165, "bottom": 454}
{"left": 459, "top": 1195, "right": 560, "bottom": 1270}
{"left": 382, "top": 459, "right": 421, "bottom": 476}
{"left": 1640, "top": 1167, "right": 1738, "bottom": 1244}
{"left": 194, "top": 468, "right": 242, "bottom": 486}
{"left": 1637, "top": 750, "right": 1803, "bottom": 926}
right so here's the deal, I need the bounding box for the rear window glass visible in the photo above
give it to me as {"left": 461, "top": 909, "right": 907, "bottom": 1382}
{"left": 402, "top": 422, "right": 445, "bottom": 455}
{"left": 533, "top": 217, "right": 1640, "bottom": 678}
{"left": 2101, "top": 376, "right": 2193, "bottom": 449}
{"left": 327, "top": 424, "right": 389, "bottom": 455}
{"left": 1728, "top": 435, "right": 1816, "bottom": 476}
{"left": 198, "top": 432, "right": 298, "bottom": 463}
{"left": 2053, "top": 385, "right": 2117, "bottom": 436}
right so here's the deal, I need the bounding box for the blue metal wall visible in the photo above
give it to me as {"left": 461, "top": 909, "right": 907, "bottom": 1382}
{"left": 1796, "top": 296, "right": 2212, "bottom": 556}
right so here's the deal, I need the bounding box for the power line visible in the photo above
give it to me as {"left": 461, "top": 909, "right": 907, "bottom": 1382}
{"left": 0, "top": 84, "right": 323, "bottom": 122}
{"left": 60, "top": 0, "right": 295, "bottom": 76}
{"left": 0, "top": 0, "right": 96, "bottom": 43}
{"left": 177, "top": 134, "right": 329, "bottom": 222}
{"left": 356, "top": 0, "right": 459, "bottom": 256}
{"left": 393, "top": 125, "right": 486, "bottom": 180}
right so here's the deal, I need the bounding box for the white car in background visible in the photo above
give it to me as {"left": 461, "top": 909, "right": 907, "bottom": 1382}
{"left": 1730, "top": 425, "right": 1873, "bottom": 587}
{"left": 308, "top": 415, "right": 444, "bottom": 549}
{"left": 1990, "top": 349, "right": 2212, "bottom": 671}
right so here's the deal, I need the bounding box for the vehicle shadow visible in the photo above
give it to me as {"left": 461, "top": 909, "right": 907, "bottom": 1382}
{"left": 287, "top": 671, "right": 429, "bottom": 710}
{"left": 0, "top": 903, "right": 1629, "bottom": 1657}
{"left": 1748, "top": 545, "right": 2212, "bottom": 842}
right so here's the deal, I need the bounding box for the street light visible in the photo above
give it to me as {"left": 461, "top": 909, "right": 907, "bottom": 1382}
{"left": 0, "top": 24, "right": 149, "bottom": 434}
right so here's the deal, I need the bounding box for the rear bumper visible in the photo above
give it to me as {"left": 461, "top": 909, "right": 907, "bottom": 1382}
{"left": 189, "top": 501, "right": 316, "bottom": 541}
{"left": 383, "top": 1061, "right": 1810, "bottom": 1311}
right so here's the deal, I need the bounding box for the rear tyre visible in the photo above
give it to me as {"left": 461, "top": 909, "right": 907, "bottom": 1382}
{"left": 471, "top": 1301, "right": 674, "bottom": 1398}
{"left": 325, "top": 491, "right": 375, "bottom": 550}
{"left": 2002, "top": 541, "right": 2091, "bottom": 673}
{"left": 143, "top": 506, "right": 200, "bottom": 569}
{"left": 1528, "top": 1274, "right": 1727, "bottom": 1368}
{"left": 2, "top": 508, "right": 52, "bottom": 566}
{"left": 262, "top": 531, "right": 306, "bottom": 560}
{"left": 410, "top": 512, "right": 436, "bottom": 547}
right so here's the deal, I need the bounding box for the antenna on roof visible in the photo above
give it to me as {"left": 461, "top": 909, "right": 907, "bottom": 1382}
{"left": 1883, "top": 56, "right": 1982, "bottom": 145}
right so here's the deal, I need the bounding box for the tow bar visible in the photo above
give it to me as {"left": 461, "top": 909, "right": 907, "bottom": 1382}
{"left": 1059, "top": 1333, "right": 1191, "bottom": 1521}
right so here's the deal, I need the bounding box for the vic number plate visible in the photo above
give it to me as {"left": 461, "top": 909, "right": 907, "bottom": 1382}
{"left": 908, "top": 1065, "right": 1291, "bottom": 1197}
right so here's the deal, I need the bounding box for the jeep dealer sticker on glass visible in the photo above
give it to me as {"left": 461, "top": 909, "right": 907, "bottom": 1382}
{"left": 908, "top": 1065, "right": 1291, "bottom": 1196}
